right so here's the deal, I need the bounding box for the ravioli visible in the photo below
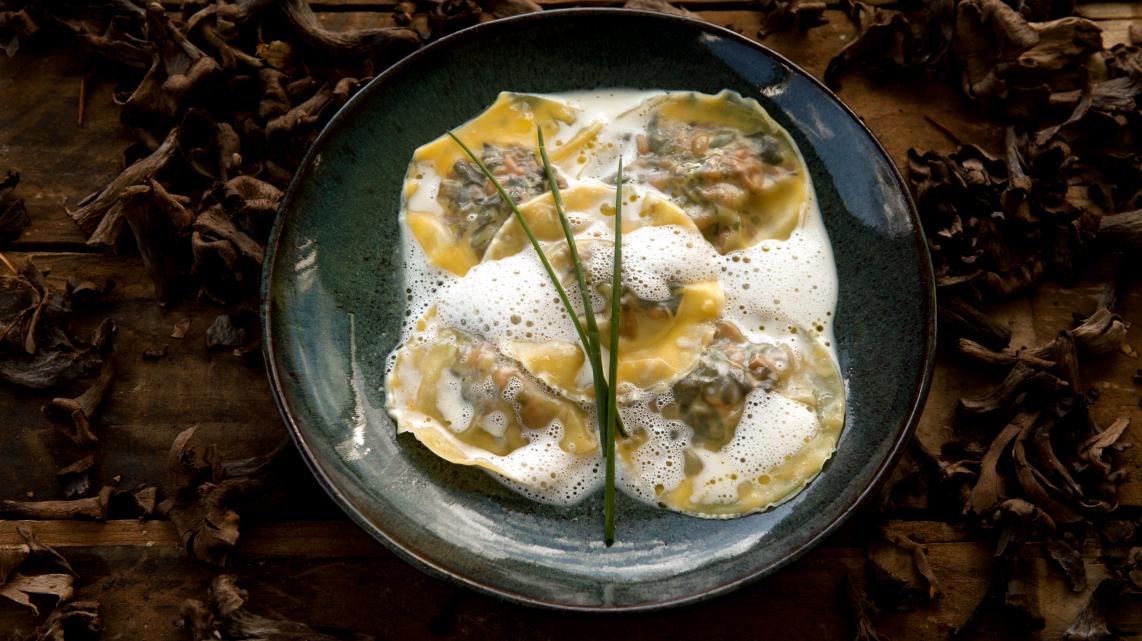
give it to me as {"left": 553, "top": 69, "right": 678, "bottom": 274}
{"left": 620, "top": 91, "right": 810, "bottom": 254}
{"left": 617, "top": 321, "right": 844, "bottom": 517}
{"left": 482, "top": 184, "right": 725, "bottom": 402}
{"left": 386, "top": 89, "right": 842, "bottom": 515}
{"left": 387, "top": 312, "right": 601, "bottom": 502}
{"left": 402, "top": 92, "right": 598, "bottom": 276}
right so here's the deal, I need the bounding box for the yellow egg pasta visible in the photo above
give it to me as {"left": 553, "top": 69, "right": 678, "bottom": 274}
{"left": 385, "top": 89, "right": 843, "bottom": 515}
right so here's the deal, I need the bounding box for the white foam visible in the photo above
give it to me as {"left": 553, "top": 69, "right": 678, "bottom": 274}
{"left": 435, "top": 249, "right": 581, "bottom": 345}
{"left": 385, "top": 89, "right": 841, "bottom": 510}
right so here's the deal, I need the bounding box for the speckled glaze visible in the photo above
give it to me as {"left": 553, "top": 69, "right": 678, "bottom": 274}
{"left": 261, "top": 9, "right": 936, "bottom": 611}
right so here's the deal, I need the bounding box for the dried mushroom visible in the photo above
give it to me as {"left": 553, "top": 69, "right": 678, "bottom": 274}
{"left": 755, "top": 0, "right": 827, "bottom": 38}
{"left": 0, "top": 258, "right": 115, "bottom": 390}
{"left": 158, "top": 427, "right": 288, "bottom": 565}
{"left": 180, "top": 575, "right": 374, "bottom": 640}
{"left": 34, "top": 600, "right": 102, "bottom": 641}
{"left": 0, "top": 526, "right": 78, "bottom": 617}
{"left": 0, "top": 170, "right": 30, "bottom": 243}
{"left": 1, "top": 484, "right": 156, "bottom": 520}
{"left": 840, "top": 572, "right": 886, "bottom": 641}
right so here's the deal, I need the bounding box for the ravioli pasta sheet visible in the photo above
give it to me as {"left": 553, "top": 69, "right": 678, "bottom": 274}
{"left": 385, "top": 90, "right": 845, "bottom": 517}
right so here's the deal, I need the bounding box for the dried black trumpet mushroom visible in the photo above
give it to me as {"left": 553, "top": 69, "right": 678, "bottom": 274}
{"left": 180, "top": 108, "right": 243, "bottom": 182}
{"left": 839, "top": 572, "right": 885, "bottom": 641}
{"left": 68, "top": 127, "right": 180, "bottom": 239}
{"left": 964, "top": 412, "right": 1033, "bottom": 516}
{"left": 0, "top": 7, "right": 39, "bottom": 57}
{"left": 0, "top": 484, "right": 155, "bottom": 521}
{"left": 866, "top": 528, "right": 941, "bottom": 611}
{"left": 959, "top": 365, "right": 1130, "bottom": 524}
{"left": 958, "top": 306, "right": 1127, "bottom": 369}
{"left": 1063, "top": 580, "right": 1118, "bottom": 641}
{"left": 65, "top": 277, "right": 115, "bottom": 308}
{"left": 34, "top": 600, "right": 102, "bottom": 641}
{"left": 180, "top": 575, "right": 375, "bottom": 641}
{"left": 120, "top": 184, "right": 177, "bottom": 305}
{"left": 939, "top": 296, "right": 1012, "bottom": 350}
{"left": 755, "top": 0, "right": 827, "bottom": 38}
{"left": 0, "top": 170, "right": 30, "bottom": 243}
{"left": 479, "top": 0, "right": 542, "bottom": 19}
{"left": 428, "top": 0, "right": 483, "bottom": 37}
{"left": 623, "top": 0, "right": 697, "bottom": 18}
{"left": 825, "top": 0, "right": 918, "bottom": 90}
{"left": 3, "top": 1, "right": 405, "bottom": 308}
{"left": 44, "top": 358, "right": 115, "bottom": 446}
{"left": 217, "top": 175, "right": 281, "bottom": 240}
{"left": 191, "top": 207, "right": 264, "bottom": 299}
{"left": 260, "top": 0, "right": 419, "bottom": 66}
{"left": 908, "top": 143, "right": 1051, "bottom": 302}
{"left": 265, "top": 76, "right": 364, "bottom": 168}
{"left": 9, "top": 489, "right": 96, "bottom": 521}
{"left": 75, "top": 15, "right": 151, "bottom": 71}
{"left": 1081, "top": 417, "right": 1130, "bottom": 478}
{"left": 0, "top": 260, "right": 114, "bottom": 390}
{"left": 158, "top": 427, "right": 288, "bottom": 566}
{"left": 205, "top": 314, "right": 247, "bottom": 351}
{"left": 0, "top": 525, "right": 78, "bottom": 617}
{"left": 57, "top": 455, "right": 95, "bottom": 499}
{"left": 957, "top": 363, "right": 1066, "bottom": 417}
{"left": 116, "top": 3, "right": 221, "bottom": 130}
{"left": 1045, "top": 533, "right": 1087, "bottom": 592}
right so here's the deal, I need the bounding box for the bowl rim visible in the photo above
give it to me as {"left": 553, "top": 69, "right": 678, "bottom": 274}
{"left": 260, "top": 6, "right": 938, "bottom": 612}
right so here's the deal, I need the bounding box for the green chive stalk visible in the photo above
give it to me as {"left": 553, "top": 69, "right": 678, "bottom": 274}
{"left": 447, "top": 132, "right": 593, "bottom": 360}
{"left": 448, "top": 129, "right": 626, "bottom": 545}
{"left": 536, "top": 128, "right": 611, "bottom": 446}
{"left": 604, "top": 157, "right": 624, "bottom": 546}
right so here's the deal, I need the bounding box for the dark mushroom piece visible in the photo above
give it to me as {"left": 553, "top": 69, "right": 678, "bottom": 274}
{"left": 181, "top": 575, "right": 375, "bottom": 640}
{"left": 45, "top": 360, "right": 115, "bottom": 446}
{"left": 69, "top": 128, "right": 179, "bottom": 238}
{"left": 0, "top": 170, "right": 29, "bottom": 243}
{"left": 158, "top": 427, "right": 289, "bottom": 566}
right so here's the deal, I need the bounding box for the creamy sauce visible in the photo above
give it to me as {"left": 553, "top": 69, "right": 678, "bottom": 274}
{"left": 385, "top": 90, "right": 843, "bottom": 516}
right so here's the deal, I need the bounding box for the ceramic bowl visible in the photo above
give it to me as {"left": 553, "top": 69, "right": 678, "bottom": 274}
{"left": 261, "top": 8, "right": 936, "bottom": 611}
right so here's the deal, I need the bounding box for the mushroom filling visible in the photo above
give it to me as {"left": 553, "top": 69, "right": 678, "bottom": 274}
{"left": 663, "top": 321, "right": 790, "bottom": 451}
{"left": 439, "top": 143, "right": 554, "bottom": 255}
{"left": 627, "top": 115, "right": 798, "bottom": 252}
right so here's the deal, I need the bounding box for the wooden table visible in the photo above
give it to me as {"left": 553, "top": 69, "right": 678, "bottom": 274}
{"left": 2, "top": 2, "right": 1141, "bottom": 639}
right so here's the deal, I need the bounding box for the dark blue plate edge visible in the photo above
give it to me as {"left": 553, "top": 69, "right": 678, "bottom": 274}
{"left": 259, "top": 7, "right": 938, "bottom": 613}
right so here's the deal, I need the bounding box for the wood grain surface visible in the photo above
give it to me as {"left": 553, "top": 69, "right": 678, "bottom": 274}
{"left": 1, "top": 2, "right": 1140, "bottom": 639}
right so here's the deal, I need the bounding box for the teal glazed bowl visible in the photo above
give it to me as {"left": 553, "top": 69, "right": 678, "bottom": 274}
{"left": 261, "top": 9, "right": 936, "bottom": 611}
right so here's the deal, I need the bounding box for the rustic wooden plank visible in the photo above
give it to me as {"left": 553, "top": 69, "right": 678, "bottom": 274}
{"left": 1098, "top": 18, "right": 1141, "bottom": 45}
{"left": 1078, "top": 2, "right": 1142, "bottom": 19}
{"left": 0, "top": 252, "right": 339, "bottom": 517}
{"left": 0, "top": 50, "right": 131, "bottom": 248}
{"left": 0, "top": 519, "right": 982, "bottom": 551}
{"left": 1, "top": 519, "right": 1137, "bottom": 640}
{"left": 1, "top": 7, "right": 1141, "bottom": 640}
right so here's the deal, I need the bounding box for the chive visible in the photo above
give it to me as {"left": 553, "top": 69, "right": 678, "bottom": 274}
{"left": 448, "top": 130, "right": 627, "bottom": 545}
{"left": 536, "top": 128, "right": 611, "bottom": 447}
{"left": 604, "top": 157, "right": 623, "bottom": 547}
{"left": 447, "top": 132, "right": 593, "bottom": 361}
